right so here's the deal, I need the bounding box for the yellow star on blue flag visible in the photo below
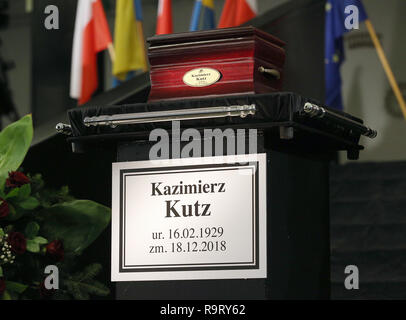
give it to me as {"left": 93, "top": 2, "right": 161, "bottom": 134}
{"left": 325, "top": 0, "right": 368, "bottom": 109}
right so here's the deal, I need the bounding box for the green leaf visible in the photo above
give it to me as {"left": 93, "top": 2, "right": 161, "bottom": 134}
{"left": 65, "top": 280, "right": 109, "bottom": 299}
{"left": 39, "top": 200, "right": 111, "bottom": 254}
{"left": 1, "top": 290, "right": 11, "bottom": 300}
{"left": 64, "top": 265, "right": 109, "bottom": 300}
{"left": 5, "top": 203, "right": 21, "bottom": 221}
{"left": 8, "top": 291, "right": 19, "bottom": 300}
{"left": 5, "top": 184, "right": 31, "bottom": 201}
{"left": 33, "top": 236, "right": 48, "bottom": 244}
{"left": 19, "top": 197, "right": 39, "bottom": 210}
{"left": 0, "top": 115, "right": 33, "bottom": 188}
{"left": 37, "top": 185, "right": 75, "bottom": 208}
{"left": 0, "top": 228, "right": 4, "bottom": 237}
{"left": 5, "top": 187, "right": 19, "bottom": 199}
{"left": 0, "top": 266, "right": 3, "bottom": 277}
{"left": 5, "top": 281, "right": 28, "bottom": 294}
{"left": 72, "top": 263, "right": 102, "bottom": 282}
{"left": 29, "top": 173, "right": 44, "bottom": 193}
{"left": 17, "top": 184, "right": 31, "bottom": 200}
{"left": 25, "top": 221, "right": 40, "bottom": 239}
{"left": 26, "top": 239, "right": 40, "bottom": 253}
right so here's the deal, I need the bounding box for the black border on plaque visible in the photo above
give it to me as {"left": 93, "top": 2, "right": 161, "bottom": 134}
{"left": 118, "top": 161, "right": 260, "bottom": 273}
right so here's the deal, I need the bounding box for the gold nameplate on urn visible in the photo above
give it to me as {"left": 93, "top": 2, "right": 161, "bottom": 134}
{"left": 182, "top": 68, "right": 222, "bottom": 88}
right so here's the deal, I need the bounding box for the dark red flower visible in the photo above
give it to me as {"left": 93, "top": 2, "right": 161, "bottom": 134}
{"left": 0, "top": 198, "right": 9, "bottom": 218}
{"left": 39, "top": 281, "right": 55, "bottom": 299}
{"left": 8, "top": 232, "right": 26, "bottom": 255}
{"left": 0, "top": 278, "right": 5, "bottom": 296}
{"left": 46, "top": 240, "right": 64, "bottom": 262}
{"left": 6, "top": 171, "right": 30, "bottom": 188}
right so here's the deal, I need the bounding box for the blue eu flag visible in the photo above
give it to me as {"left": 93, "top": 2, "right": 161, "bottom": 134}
{"left": 325, "top": 0, "right": 367, "bottom": 109}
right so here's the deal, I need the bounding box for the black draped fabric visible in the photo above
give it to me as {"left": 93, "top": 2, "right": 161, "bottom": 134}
{"left": 68, "top": 93, "right": 318, "bottom": 136}
{"left": 67, "top": 92, "right": 364, "bottom": 156}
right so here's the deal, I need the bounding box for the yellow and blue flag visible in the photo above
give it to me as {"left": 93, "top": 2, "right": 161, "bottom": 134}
{"left": 189, "top": 0, "right": 215, "bottom": 31}
{"left": 113, "top": 0, "right": 148, "bottom": 86}
{"left": 325, "top": 0, "right": 367, "bottom": 109}
{"left": 202, "top": 0, "right": 215, "bottom": 30}
{"left": 190, "top": 0, "right": 203, "bottom": 31}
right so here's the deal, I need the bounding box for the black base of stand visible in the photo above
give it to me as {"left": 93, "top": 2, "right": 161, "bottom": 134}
{"left": 115, "top": 134, "right": 330, "bottom": 300}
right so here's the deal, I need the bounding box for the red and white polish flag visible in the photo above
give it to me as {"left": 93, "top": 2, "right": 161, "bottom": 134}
{"left": 70, "top": 0, "right": 112, "bottom": 105}
{"left": 156, "top": 0, "right": 173, "bottom": 35}
{"left": 218, "top": 0, "right": 258, "bottom": 28}
{"left": 235, "top": 0, "right": 258, "bottom": 26}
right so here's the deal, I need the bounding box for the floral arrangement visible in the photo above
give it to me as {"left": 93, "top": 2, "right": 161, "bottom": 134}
{"left": 0, "top": 115, "right": 111, "bottom": 300}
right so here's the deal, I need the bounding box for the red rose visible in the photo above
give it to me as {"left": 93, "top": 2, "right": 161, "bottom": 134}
{"left": 0, "top": 278, "right": 5, "bottom": 296}
{"left": 8, "top": 232, "right": 26, "bottom": 255}
{"left": 0, "top": 198, "right": 9, "bottom": 218}
{"left": 46, "top": 240, "right": 64, "bottom": 262}
{"left": 6, "top": 171, "right": 30, "bottom": 188}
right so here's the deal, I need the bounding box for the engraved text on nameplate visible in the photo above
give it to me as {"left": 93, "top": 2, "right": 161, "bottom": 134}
{"left": 182, "top": 68, "right": 221, "bottom": 88}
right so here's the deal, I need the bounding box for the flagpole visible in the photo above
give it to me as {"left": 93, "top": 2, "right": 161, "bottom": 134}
{"left": 138, "top": 23, "right": 149, "bottom": 71}
{"left": 107, "top": 42, "right": 116, "bottom": 63}
{"left": 364, "top": 19, "right": 406, "bottom": 120}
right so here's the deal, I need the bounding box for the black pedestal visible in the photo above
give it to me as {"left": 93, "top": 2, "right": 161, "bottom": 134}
{"left": 115, "top": 134, "right": 330, "bottom": 300}
{"left": 65, "top": 92, "right": 372, "bottom": 299}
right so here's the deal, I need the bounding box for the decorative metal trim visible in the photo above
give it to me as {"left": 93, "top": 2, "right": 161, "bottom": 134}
{"left": 83, "top": 105, "right": 256, "bottom": 128}
{"left": 303, "top": 102, "right": 377, "bottom": 139}
{"left": 258, "top": 66, "right": 280, "bottom": 80}
{"left": 55, "top": 123, "right": 72, "bottom": 135}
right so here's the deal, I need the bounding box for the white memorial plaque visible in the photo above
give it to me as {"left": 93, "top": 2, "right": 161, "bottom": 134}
{"left": 111, "top": 154, "right": 267, "bottom": 281}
